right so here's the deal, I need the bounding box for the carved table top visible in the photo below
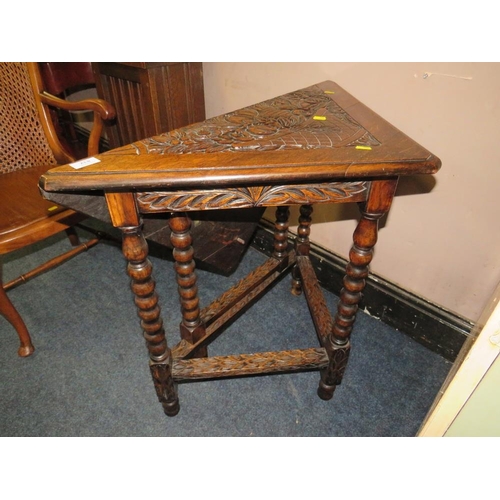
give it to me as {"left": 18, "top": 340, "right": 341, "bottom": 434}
{"left": 39, "top": 81, "right": 441, "bottom": 194}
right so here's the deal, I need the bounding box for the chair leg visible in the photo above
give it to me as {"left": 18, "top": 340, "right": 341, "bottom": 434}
{"left": 0, "top": 284, "right": 35, "bottom": 357}
{"left": 65, "top": 227, "right": 80, "bottom": 247}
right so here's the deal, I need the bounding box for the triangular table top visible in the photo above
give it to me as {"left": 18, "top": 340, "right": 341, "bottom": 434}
{"left": 40, "top": 81, "right": 440, "bottom": 194}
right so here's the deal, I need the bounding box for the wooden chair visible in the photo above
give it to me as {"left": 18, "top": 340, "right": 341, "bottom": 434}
{"left": 38, "top": 62, "right": 96, "bottom": 159}
{"left": 0, "top": 62, "right": 115, "bottom": 357}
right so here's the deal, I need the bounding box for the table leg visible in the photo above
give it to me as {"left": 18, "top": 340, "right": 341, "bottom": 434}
{"left": 291, "top": 205, "right": 313, "bottom": 296}
{"left": 318, "top": 179, "right": 398, "bottom": 400}
{"left": 273, "top": 206, "right": 290, "bottom": 259}
{"left": 168, "top": 213, "right": 207, "bottom": 358}
{"left": 122, "top": 226, "right": 179, "bottom": 416}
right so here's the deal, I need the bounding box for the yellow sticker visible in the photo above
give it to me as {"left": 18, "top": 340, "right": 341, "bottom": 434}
{"left": 48, "top": 206, "right": 59, "bottom": 211}
{"left": 313, "top": 116, "right": 326, "bottom": 121}
{"left": 355, "top": 145, "right": 372, "bottom": 150}
{"left": 324, "top": 90, "right": 335, "bottom": 94}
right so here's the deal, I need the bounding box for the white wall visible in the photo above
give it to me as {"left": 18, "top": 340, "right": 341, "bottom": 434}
{"left": 202, "top": 62, "right": 500, "bottom": 322}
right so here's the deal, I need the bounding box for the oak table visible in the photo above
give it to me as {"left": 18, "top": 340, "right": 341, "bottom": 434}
{"left": 39, "top": 81, "right": 441, "bottom": 417}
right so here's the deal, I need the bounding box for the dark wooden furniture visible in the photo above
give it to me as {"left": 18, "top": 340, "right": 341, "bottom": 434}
{"left": 38, "top": 62, "right": 96, "bottom": 159}
{"left": 0, "top": 62, "right": 114, "bottom": 356}
{"left": 91, "top": 62, "right": 206, "bottom": 149}
{"left": 39, "top": 81, "right": 441, "bottom": 416}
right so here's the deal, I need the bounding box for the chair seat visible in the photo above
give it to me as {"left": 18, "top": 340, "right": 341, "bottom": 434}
{"left": 0, "top": 164, "right": 85, "bottom": 254}
{"left": 1, "top": 62, "right": 115, "bottom": 357}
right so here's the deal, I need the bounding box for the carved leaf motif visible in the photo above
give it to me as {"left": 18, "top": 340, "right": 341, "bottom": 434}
{"left": 136, "top": 182, "right": 368, "bottom": 212}
{"left": 324, "top": 345, "right": 351, "bottom": 386}
{"left": 258, "top": 182, "right": 367, "bottom": 205}
{"left": 138, "top": 189, "right": 254, "bottom": 211}
{"left": 172, "top": 348, "right": 329, "bottom": 380}
{"left": 150, "top": 362, "right": 179, "bottom": 408}
{"left": 296, "top": 256, "right": 333, "bottom": 342}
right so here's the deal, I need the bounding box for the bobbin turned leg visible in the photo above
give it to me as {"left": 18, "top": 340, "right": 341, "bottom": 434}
{"left": 169, "top": 213, "right": 207, "bottom": 358}
{"left": 318, "top": 180, "right": 398, "bottom": 400}
{"left": 291, "top": 205, "right": 313, "bottom": 296}
{"left": 273, "top": 206, "right": 290, "bottom": 259}
{"left": 105, "top": 192, "right": 179, "bottom": 416}
{"left": 122, "top": 226, "right": 179, "bottom": 416}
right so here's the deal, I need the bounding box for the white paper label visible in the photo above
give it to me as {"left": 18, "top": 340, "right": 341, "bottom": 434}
{"left": 69, "top": 157, "right": 101, "bottom": 169}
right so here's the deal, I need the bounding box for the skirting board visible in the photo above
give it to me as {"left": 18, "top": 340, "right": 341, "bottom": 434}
{"left": 251, "top": 221, "right": 473, "bottom": 362}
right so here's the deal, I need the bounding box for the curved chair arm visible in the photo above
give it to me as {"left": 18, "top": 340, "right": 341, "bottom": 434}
{"left": 39, "top": 91, "right": 116, "bottom": 157}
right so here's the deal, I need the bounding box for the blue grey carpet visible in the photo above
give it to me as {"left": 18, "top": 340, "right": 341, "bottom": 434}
{"left": 0, "top": 224, "right": 452, "bottom": 436}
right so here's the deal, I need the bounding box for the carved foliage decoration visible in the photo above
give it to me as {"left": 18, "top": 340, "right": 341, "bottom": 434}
{"left": 296, "top": 256, "right": 333, "bottom": 342}
{"left": 137, "top": 181, "right": 368, "bottom": 212}
{"left": 324, "top": 344, "right": 351, "bottom": 386}
{"left": 119, "top": 85, "right": 381, "bottom": 156}
{"left": 172, "top": 348, "right": 330, "bottom": 380}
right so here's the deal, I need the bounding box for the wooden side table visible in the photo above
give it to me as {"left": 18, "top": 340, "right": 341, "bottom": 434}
{"left": 40, "top": 81, "right": 441, "bottom": 417}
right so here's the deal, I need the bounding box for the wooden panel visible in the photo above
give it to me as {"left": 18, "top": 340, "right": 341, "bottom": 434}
{"left": 92, "top": 62, "right": 205, "bottom": 149}
{"left": 136, "top": 182, "right": 368, "bottom": 212}
{"left": 94, "top": 70, "right": 150, "bottom": 146}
